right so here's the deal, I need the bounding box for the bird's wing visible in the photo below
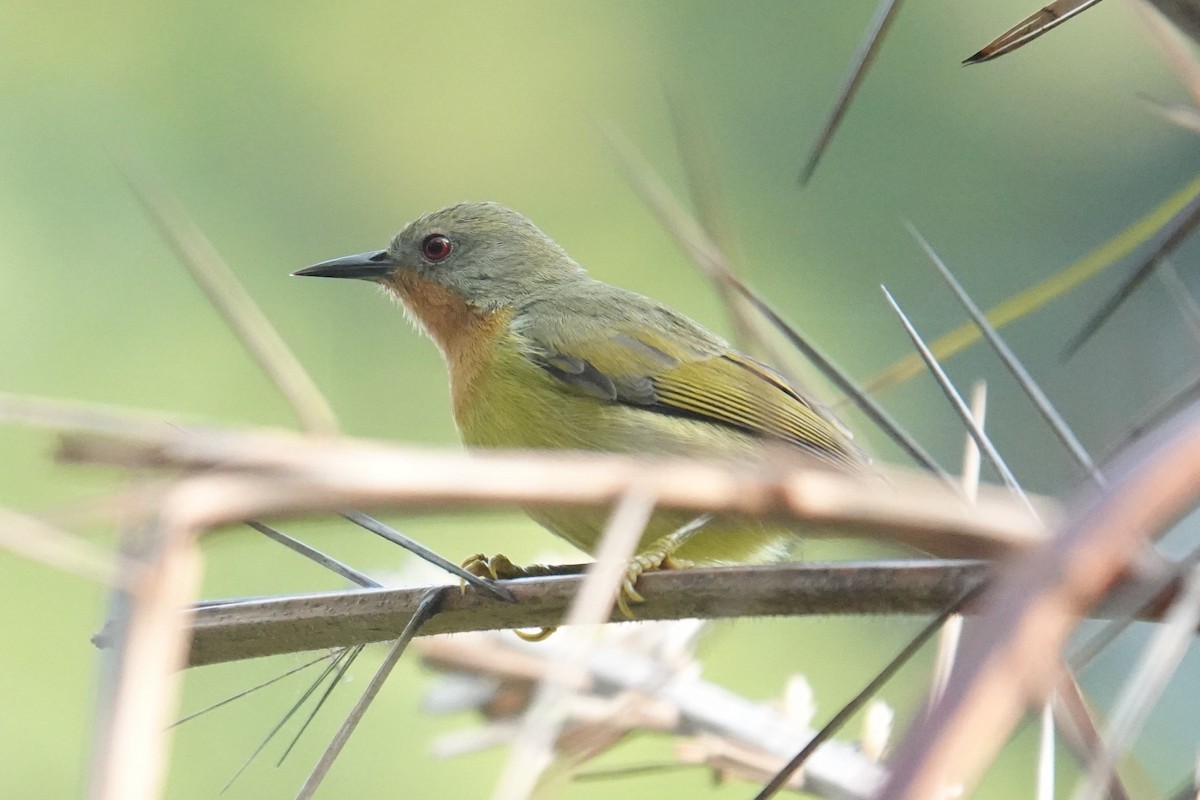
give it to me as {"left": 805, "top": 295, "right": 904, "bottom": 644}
{"left": 523, "top": 305, "right": 860, "bottom": 469}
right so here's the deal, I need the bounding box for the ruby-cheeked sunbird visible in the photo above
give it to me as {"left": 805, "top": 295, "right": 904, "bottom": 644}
{"left": 295, "top": 202, "right": 865, "bottom": 612}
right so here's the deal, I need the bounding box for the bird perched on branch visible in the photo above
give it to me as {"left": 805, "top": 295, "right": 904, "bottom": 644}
{"left": 296, "top": 202, "right": 863, "bottom": 615}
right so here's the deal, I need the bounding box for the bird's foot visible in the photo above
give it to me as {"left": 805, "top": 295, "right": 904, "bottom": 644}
{"left": 460, "top": 554, "right": 572, "bottom": 641}
{"left": 617, "top": 536, "right": 696, "bottom": 620}
{"left": 461, "top": 553, "right": 581, "bottom": 581}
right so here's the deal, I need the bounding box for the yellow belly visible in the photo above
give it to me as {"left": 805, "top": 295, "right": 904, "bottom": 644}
{"left": 453, "top": 340, "right": 794, "bottom": 563}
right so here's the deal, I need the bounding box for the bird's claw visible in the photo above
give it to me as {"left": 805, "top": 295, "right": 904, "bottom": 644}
{"left": 461, "top": 554, "right": 561, "bottom": 641}
{"left": 616, "top": 548, "right": 692, "bottom": 619}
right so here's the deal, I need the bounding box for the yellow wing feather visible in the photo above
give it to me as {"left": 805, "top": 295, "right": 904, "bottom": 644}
{"left": 650, "top": 352, "right": 860, "bottom": 467}
{"left": 532, "top": 322, "right": 862, "bottom": 470}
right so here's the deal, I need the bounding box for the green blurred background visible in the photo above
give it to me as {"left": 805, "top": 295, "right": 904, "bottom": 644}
{"left": 3, "top": 1, "right": 1199, "bottom": 797}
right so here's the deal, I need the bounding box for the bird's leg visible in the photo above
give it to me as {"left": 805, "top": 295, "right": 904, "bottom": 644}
{"left": 460, "top": 553, "right": 582, "bottom": 581}
{"left": 617, "top": 519, "right": 707, "bottom": 619}
{"left": 460, "top": 555, "right": 585, "bottom": 642}
{"left": 464, "top": 510, "right": 709, "bottom": 622}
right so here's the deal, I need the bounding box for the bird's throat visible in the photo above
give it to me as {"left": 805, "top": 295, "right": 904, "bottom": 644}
{"left": 381, "top": 272, "right": 512, "bottom": 420}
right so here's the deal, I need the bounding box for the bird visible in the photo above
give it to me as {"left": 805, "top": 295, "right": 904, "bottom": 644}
{"left": 295, "top": 201, "right": 865, "bottom": 614}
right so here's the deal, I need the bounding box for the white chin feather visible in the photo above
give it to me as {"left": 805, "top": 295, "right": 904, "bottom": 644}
{"left": 376, "top": 282, "right": 439, "bottom": 349}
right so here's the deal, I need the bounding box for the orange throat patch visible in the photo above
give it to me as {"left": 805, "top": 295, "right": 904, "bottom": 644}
{"left": 380, "top": 272, "right": 511, "bottom": 418}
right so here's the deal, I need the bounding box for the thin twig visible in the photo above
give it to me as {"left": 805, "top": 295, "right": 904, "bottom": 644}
{"left": 598, "top": 128, "right": 950, "bottom": 480}
{"left": 62, "top": 433, "right": 1049, "bottom": 562}
{"left": 964, "top": 0, "right": 1104, "bottom": 64}
{"left": 1073, "top": 562, "right": 1200, "bottom": 800}
{"left": 421, "top": 625, "right": 887, "bottom": 800}
{"left": 89, "top": 519, "right": 203, "bottom": 800}
{"left": 753, "top": 581, "right": 987, "bottom": 800}
{"left": 246, "top": 521, "right": 381, "bottom": 588}
{"left": 881, "top": 398, "right": 1200, "bottom": 800}
{"left": 0, "top": 390, "right": 194, "bottom": 440}
{"left": 881, "top": 286, "right": 1034, "bottom": 511}
{"left": 171, "top": 555, "right": 1189, "bottom": 669}
{"left": 340, "top": 510, "right": 514, "bottom": 602}
{"left": 799, "top": 0, "right": 906, "bottom": 185}
{"left": 177, "top": 561, "right": 992, "bottom": 666}
{"left": 0, "top": 505, "right": 122, "bottom": 586}
{"left": 117, "top": 157, "right": 338, "bottom": 435}
{"left": 1070, "top": 537, "right": 1200, "bottom": 673}
{"left": 1063, "top": 183, "right": 1200, "bottom": 357}
{"left": 911, "top": 226, "right": 1105, "bottom": 486}
{"left": 295, "top": 588, "right": 445, "bottom": 800}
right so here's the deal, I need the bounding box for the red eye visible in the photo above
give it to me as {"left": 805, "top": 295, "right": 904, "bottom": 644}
{"left": 421, "top": 234, "right": 452, "bottom": 262}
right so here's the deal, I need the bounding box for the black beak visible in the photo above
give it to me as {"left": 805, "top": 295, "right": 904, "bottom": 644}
{"left": 292, "top": 250, "right": 397, "bottom": 280}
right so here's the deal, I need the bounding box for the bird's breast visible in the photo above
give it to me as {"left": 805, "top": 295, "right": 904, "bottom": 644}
{"left": 380, "top": 273, "right": 515, "bottom": 421}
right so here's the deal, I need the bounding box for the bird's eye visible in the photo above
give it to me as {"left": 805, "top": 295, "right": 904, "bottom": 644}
{"left": 421, "top": 234, "right": 452, "bottom": 262}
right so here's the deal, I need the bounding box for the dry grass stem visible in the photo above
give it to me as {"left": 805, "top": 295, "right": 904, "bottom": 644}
{"left": 118, "top": 159, "right": 338, "bottom": 436}
{"left": 0, "top": 506, "right": 122, "bottom": 586}
{"left": 0, "top": 390, "right": 198, "bottom": 441}
{"left": 1038, "top": 701, "right": 1056, "bottom": 800}
{"left": 928, "top": 382, "right": 986, "bottom": 706}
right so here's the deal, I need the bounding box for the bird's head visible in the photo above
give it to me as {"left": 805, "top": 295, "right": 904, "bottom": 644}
{"left": 294, "top": 202, "right": 585, "bottom": 315}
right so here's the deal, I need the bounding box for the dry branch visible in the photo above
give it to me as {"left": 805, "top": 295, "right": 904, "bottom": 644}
{"left": 89, "top": 521, "right": 203, "bottom": 800}
{"left": 418, "top": 627, "right": 887, "bottom": 800}
{"left": 91, "top": 557, "right": 1184, "bottom": 669}
{"left": 881, "top": 400, "right": 1200, "bottom": 799}
{"left": 176, "top": 560, "right": 990, "bottom": 667}
{"left": 57, "top": 425, "right": 1051, "bottom": 560}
